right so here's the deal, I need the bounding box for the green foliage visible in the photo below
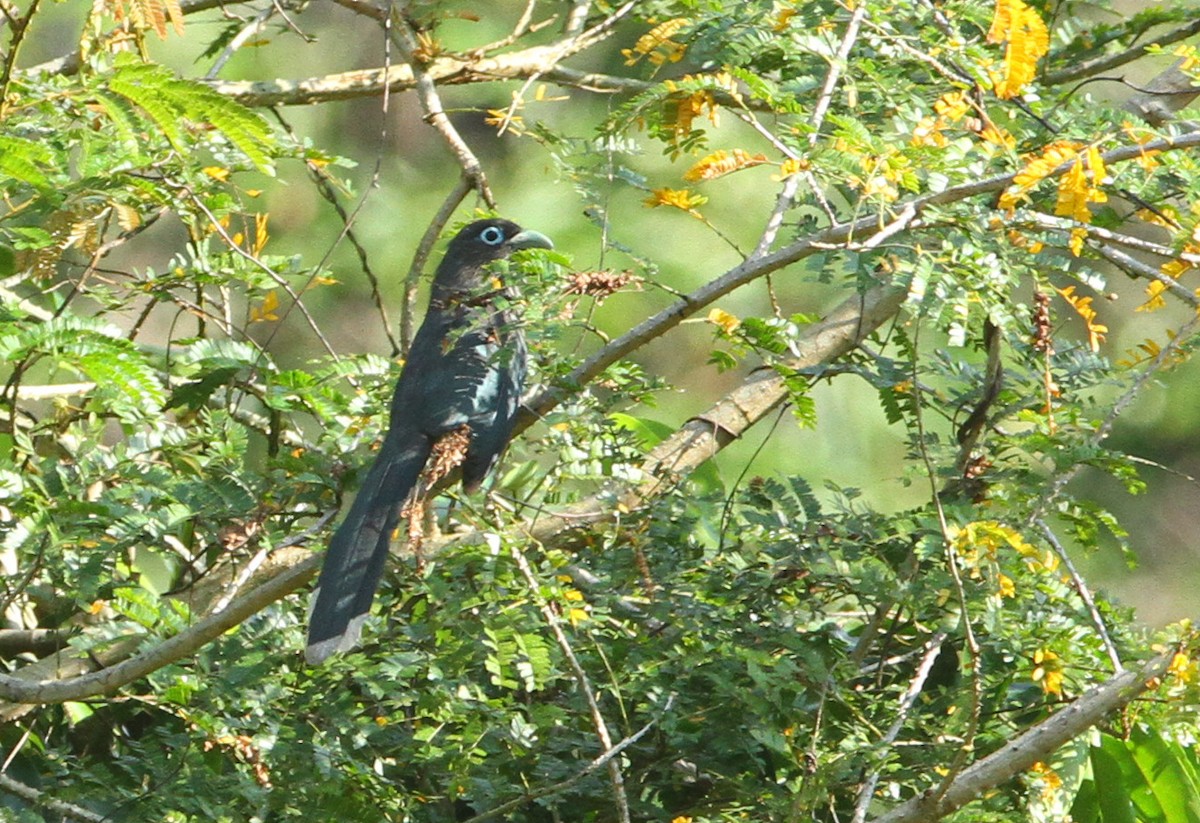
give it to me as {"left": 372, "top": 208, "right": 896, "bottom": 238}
{"left": 1073, "top": 730, "right": 1200, "bottom": 823}
{"left": 4, "top": 1, "right": 1200, "bottom": 822}
{"left": 103, "top": 54, "right": 276, "bottom": 174}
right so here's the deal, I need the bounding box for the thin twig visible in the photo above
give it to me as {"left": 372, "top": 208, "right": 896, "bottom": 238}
{"left": 509, "top": 543, "right": 630, "bottom": 823}
{"left": 205, "top": 3, "right": 276, "bottom": 78}
{"left": 273, "top": 109, "right": 401, "bottom": 357}
{"left": 851, "top": 631, "right": 949, "bottom": 823}
{"left": 265, "top": 13, "right": 401, "bottom": 356}
{"left": 908, "top": 328, "right": 983, "bottom": 805}
{"left": 1034, "top": 519, "right": 1123, "bottom": 673}
{"left": 401, "top": 178, "right": 471, "bottom": 353}
{"left": 473, "top": 0, "right": 540, "bottom": 54}
{"left": 1027, "top": 308, "right": 1200, "bottom": 522}
{"left": 752, "top": 3, "right": 867, "bottom": 259}
{"left": 181, "top": 188, "right": 343, "bottom": 363}
{"left": 0, "top": 0, "right": 39, "bottom": 118}
{"left": 460, "top": 694, "right": 672, "bottom": 823}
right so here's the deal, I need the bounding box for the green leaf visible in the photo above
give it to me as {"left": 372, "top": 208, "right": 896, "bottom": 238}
{"left": 0, "top": 134, "right": 53, "bottom": 189}
{"left": 104, "top": 56, "right": 276, "bottom": 173}
{"left": 1128, "top": 726, "right": 1200, "bottom": 823}
{"left": 609, "top": 412, "right": 673, "bottom": 449}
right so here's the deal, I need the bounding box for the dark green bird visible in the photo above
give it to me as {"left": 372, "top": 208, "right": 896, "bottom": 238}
{"left": 306, "top": 219, "right": 553, "bottom": 664}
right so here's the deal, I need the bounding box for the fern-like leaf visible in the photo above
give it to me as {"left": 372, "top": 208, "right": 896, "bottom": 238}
{"left": 104, "top": 57, "right": 275, "bottom": 174}
{"left": 0, "top": 135, "right": 53, "bottom": 189}
{"left": 91, "top": 90, "right": 143, "bottom": 157}
{"left": 5, "top": 316, "right": 166, "bottom": 421}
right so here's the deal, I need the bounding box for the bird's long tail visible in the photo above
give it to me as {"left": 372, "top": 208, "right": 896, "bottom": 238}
{"left": 306, "top": 429, "right": 430, "bottom": 664}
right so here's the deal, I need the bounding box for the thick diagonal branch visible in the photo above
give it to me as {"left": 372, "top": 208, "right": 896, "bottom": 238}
{"left": 869, "top": 650, "right": 1177, "bottom": 823}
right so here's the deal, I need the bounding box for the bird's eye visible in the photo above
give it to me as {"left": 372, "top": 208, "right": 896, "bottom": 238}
{"left": 479, "top": 226, "right": 506, "bottom": 246}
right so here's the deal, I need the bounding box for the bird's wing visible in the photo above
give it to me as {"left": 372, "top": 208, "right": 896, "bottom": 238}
{"left": 461, "top": 322, "right": 526, "bottom": 492}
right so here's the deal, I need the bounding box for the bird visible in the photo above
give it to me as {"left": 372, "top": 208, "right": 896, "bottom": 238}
{"left": 306, "top": 218, "right": 554, "bottom": 665}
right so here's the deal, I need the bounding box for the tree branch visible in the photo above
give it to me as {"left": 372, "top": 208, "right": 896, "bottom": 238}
{"left": 521, "top": 130, "right": 1200, "bottom": 430}
{"left": 388, "top": 7, "right": 496, "bottom": 207}
{"left": 0, "top": 548, "right": 317, "bottom": 711}
{"left": 1043, "top": 18, "right": 1200, "bottom": 86}
{"left": 869, "top": 650, "right": 1178, "bottom": 823}
{"left": 203, "top": 3, "right": 636, "bottom": 107}
{"left": 0, "top": 772, "right": 104, "bottom": 822}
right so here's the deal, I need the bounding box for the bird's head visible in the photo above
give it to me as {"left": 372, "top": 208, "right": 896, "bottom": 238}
{"left": 433, "top": 219, "right": 554, "bottom": 296}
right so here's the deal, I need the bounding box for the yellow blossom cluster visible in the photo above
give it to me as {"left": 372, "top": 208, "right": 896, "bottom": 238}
{"left": 683, "top": 149, "right": 770, "bottom": 182}
{"left": 621, "top": 18, "right": 689, "bottom": 67}
{"left": 643, "top": 187, "right": 708, "bottom": 215}
{"left": 986, "top": 0, "right": 1049, "bottom": 99}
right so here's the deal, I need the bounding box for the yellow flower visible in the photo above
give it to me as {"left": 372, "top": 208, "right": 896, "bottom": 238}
{"left": 1169, "top": 651, "right": 1197, "bottom": 684}
{"left": 643, "top": 187, "right": 708, "bottom": 214}
{"left": 621, "top": 18, "right": 689, "bottom": 66}
{"left": 997, "top": 573, "right": 1015, "bottom": 598}
{"left": 708, "top": 308, "right": 740, "bottom": 334}
{"left": 1032, "top": 648, "right": 1063, "bottom": 696}
{"left": 987, "top": 0, "right": 1049, "bottom": 99}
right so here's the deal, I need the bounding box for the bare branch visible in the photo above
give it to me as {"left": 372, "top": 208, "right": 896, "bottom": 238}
{"left": 12, "top": 382, "right": 95, "bottom": 400}
{"left": 203, "top": 32, "right": 637, "bottom": 107}
{"left": 1043, "top": 18, "right": 1200, "bottom": 86}
{"left": 1093, "top": 242, "right": 1200, "bottom": 308}
{"left": 869, "top": 651, "right": 1177, "bottom": 823}
{"left": 1123, "top": 57, "right": 1200, "bottom": 126}
{"left": 520, "top": 280, "right": 910, "bottom": 545}
{"left": 388, "top": 8, "right": 496, "bottom": 207}
{"left": 0, "top": 548, "right": 317, "bottom": 710}
{"left": 563, "top": 0, "right": 590, "bottom": 36}
{"left": 851, "top": 632, "right": 949, "bottom": 823}
{"left": 0, "top": 773, "right": 104, "bottom": 822}
{"left": 0, "top": 628, "right": 70, "bottom": 658}
{"left": 1035, "top": 519, "right": 1123, "bottom": 673}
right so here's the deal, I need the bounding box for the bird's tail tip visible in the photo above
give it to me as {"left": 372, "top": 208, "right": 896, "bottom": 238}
{"left": 305, "top": 592, "right": 370, "bottom": 665}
